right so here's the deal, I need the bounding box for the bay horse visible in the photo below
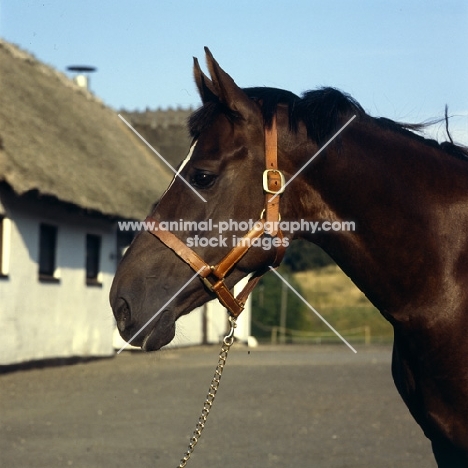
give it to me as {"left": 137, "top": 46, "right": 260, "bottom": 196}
{"left": 110, "top": 48, "right": 468, "bottom": 466}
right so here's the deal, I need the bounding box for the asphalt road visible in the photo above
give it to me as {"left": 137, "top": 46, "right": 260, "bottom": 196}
{"left": 1, "top": 345, "right": 437, "bottom": 468}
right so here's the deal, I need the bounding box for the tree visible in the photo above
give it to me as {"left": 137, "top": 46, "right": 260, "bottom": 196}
{"left": 251, "top": 266, "right": 309, "bottom": 340}
{"left": 283, "top": 239, "right": 334, "bottom": 272}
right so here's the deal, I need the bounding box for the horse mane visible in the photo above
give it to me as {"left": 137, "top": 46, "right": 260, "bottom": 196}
{"left": 189, "top": 86, "right": 468, "bottom": 161}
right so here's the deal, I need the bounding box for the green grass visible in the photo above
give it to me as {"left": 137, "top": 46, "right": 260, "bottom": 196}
{"left": 291, "top": 265, "right": 394, "bottom": 343}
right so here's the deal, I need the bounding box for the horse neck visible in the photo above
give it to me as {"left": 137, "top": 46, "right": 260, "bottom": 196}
{"left": 282, "top": 121, "right": 468, "bottom": 316}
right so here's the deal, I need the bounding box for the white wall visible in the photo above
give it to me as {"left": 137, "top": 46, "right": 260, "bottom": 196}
{"left": 0, "top": 190, "right": 254, "bottom": 365}
{"left": 0, "top": 192, "right": 115, "bottom": 365}
{"left": 169, "top": 301, "right": 229, "bottom": 348}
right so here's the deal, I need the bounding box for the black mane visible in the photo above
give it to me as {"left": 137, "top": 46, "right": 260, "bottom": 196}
{"left": 189, "top": 86, "right": 468, "bottom": 161}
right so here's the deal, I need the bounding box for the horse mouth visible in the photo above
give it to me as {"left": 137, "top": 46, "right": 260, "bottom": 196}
{"left": 140, "top": 310, "right": 176, "bottom": 352}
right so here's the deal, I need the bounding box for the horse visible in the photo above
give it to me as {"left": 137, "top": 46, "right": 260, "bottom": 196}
{"left": 110, "top": 48, "right": 468, "bottom": 466}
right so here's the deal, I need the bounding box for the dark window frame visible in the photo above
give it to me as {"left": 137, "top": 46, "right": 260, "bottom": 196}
{"left": 38, "top": 223, "right": 59, "bottom": 283}
{"left": 86, "top": 234, "right": 102, "bottom": 286}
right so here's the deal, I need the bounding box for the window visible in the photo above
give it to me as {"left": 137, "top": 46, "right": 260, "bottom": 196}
{"left": 86, "top": 234, "right": 101, "bottom": 286}
{"left": 38, "top": 223, "right": 59, "bottom": 282}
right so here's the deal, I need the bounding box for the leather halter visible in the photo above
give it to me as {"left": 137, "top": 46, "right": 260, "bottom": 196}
{"left": 144, "top": 116, "right": 286, "bottom": 318}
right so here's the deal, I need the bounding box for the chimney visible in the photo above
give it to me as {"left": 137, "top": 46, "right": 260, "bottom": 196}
{"left": 66, "top": 65, "right": 97, "bottom": 90}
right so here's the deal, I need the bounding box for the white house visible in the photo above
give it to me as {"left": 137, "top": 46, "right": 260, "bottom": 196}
{"left": 0, "top": 188, "right": 120, "bottom": 362}
{"left": 0, "top": 40, "right": 251, "bottom": 367}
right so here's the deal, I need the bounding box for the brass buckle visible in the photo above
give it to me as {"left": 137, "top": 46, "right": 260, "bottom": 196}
{"left": 201, "top": 276, "right": 215, "bottom": 291}
{"left": 201, "top": 266, "right": 216, "bottom": 291}
{"left": 263, "top": 169, "right": 286, "bottom": 195}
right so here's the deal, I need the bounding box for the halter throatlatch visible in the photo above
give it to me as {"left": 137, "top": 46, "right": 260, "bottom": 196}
{"left": 145, "top": 115, "right": 286, "bottom": 317}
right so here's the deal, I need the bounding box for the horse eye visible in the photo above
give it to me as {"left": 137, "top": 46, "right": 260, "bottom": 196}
{"left": 190, "top": 171, "right": 217, "bottom": 189}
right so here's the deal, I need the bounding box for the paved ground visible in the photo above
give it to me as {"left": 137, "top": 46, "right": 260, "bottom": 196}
{"left": 1, "top": 345, "right": 437, "bottom": 468}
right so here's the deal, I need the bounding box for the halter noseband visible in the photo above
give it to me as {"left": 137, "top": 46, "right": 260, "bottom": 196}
{"left": 144, "top": 116, "right": 286, "bottom": 318}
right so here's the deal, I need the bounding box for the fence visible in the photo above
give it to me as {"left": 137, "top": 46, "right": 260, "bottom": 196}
{"left": 270, "top": 325, "right": 373, "bottom": 345}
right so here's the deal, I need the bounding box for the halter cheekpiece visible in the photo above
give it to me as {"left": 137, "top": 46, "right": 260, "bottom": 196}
{"left": 144, "top": 115, "right": 286, "bottom": 318}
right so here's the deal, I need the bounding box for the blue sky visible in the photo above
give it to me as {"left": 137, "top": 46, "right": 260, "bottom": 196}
{"left": 1, "top": 0, "right": 467, "bottom": 143}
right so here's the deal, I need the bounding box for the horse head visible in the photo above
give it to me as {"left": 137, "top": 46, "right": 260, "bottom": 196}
{"left": 110, "top": 48, "right": 300, "bottom": 351}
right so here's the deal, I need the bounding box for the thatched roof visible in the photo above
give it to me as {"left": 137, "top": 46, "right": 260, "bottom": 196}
{"left": 0, "top": 39, "right": 173, "bottom": 219}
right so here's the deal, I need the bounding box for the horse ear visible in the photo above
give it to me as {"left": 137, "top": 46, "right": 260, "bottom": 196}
{"left": 203, "top": 47, "right": 258, "bottom": 119}
{"left": 193, "top": 57, "right": 218, "bottom": 103}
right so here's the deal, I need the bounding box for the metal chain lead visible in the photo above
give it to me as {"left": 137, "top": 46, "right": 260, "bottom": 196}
{"left": 177, "top": 316, "right": 237, "bottom": 468}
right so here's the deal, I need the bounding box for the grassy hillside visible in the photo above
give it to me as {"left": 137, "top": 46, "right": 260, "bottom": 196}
{"left": 292, "top": 265, "right": 393, "bottom": 343}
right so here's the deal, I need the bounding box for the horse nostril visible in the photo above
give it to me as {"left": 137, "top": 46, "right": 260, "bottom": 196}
{"left": 115, "top": 298, "right": 132, "bottom": 332}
